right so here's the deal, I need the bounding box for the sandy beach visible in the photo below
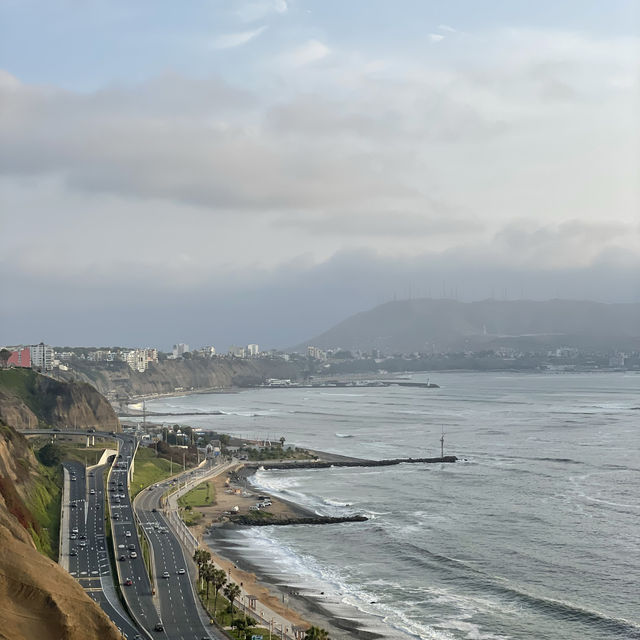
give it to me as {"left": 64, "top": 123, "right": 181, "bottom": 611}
{"left": 188, "top": 465, "right": 384, "bottom": 639}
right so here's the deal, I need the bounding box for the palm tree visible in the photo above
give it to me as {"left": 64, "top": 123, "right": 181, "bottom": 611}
{"left": 279, "top": 436, "right": 286, "bottom": 448}
{"left": 212, "top": 568, "right": 227, "bottom": 618}
{"left": 193, "top": 548, "right": 211, "bottom": 589}
{"left": 202, "top": 563, "right": 215, "bottom": 601}
{"left": 223, "top": 582, "right": 242, "bottom": 619}
{"left": 306, "top": 626, "right": 330, "bottom": 639}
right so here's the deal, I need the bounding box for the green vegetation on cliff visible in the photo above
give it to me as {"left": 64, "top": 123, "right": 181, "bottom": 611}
{"left": 0, "top": 422, "right": 61, "bottom": 559}
{"left": 0, "top": 368, "right": 120, "bottom": 431}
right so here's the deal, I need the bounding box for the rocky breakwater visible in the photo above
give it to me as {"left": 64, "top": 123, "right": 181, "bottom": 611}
{"left": 250, "top": 455, "right": 458, "bottom": 471}
{"left": 0, "top": 369, "right": 120, "bottom": 431}
{"left": 231, "top": 514, "right": 369, "bottom": 526}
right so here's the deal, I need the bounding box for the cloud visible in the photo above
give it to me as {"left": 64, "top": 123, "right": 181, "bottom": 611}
{"left": 280, "top": 39, "right": 330, "bottom": 66}
{"left": 438, "top": 25, "right": 458, "bottom": 34}
{"left": 429, "top": 33, "right": 445, "bottom": 43}
{"left": 236, "top": 0, "right": 287, "bottom": 22}
{"left": 211, "top": 25, "right": 267, "bottom": 49}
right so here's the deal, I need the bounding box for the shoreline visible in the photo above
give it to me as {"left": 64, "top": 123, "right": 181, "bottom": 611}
{"left": 190, "top": 464, "right": 389, "bottom": 639}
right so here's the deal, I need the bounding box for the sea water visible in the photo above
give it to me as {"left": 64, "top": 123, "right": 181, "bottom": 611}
{"left": 142, "top": 372, "right": 640, "bottom": 639}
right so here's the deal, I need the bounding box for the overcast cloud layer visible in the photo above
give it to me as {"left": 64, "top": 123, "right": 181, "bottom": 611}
{"left": 1, "top": 1, "right": 639, "bottom": 350}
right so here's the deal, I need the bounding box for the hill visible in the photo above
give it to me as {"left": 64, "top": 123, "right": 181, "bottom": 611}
{"left": 0, "top": 369, "right": 120, "bottom": 431}
{"left": 59, "top": 356, "right": 304, "bottom": 401}
{"left": 0, "top": 422, "right": 122, "bottom": 640}
{"left": 297, "top": 299, "right": 640, "bottom": 354}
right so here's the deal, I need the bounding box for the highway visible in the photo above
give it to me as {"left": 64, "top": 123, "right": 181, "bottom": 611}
{"left": 134, "top": 464, "right": 227, "bottom": 640}
{"left": 108, "top": 435, "right": 163, "bottom": 636}
{"left": 63, "top": 459, "right": 142, "bottom": 639}
{"left": 54, "top": 429, "right": 226, "bottom": 639}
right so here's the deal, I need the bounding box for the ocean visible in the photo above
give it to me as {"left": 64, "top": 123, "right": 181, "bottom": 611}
{"left": 141, "top": 371, "right": 640, "bottom": 639}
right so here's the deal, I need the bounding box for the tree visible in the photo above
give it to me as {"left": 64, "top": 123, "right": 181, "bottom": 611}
{"left": 212, "top": 569, "right": 227, "bottom": 616}
{"left": 306, "top": 626, "right": 330, "bottom": 639}
{"left": 193, "top": 548, "right": 211, "bottom": 589}
{"left": 212, "top": 568, "right": 227, "bottom": 618}
{"left": 38, "top": 442, "right": 63, "bottom": 467}
{"left": 279, "top": 436, "right": 286, "bottom": 448}
{"left": 202, "top": 563, "right": 215, "bottom": 600}
{"left": 223, "top": 582, "right": 242, "bottom": 618}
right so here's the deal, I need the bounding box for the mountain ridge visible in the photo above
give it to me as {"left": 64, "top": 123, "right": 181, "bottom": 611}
{"left": 296, "top": 298, "right": 640, "bottom": 353}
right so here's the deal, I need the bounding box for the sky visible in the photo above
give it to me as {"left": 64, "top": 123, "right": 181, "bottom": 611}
{"left": 1, "top": 0, "right": 639, "bottom": 350}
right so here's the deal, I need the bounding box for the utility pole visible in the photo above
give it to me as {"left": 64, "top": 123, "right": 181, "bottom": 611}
{"left": 440, "top": 427, "right": 444, "bottom": 460}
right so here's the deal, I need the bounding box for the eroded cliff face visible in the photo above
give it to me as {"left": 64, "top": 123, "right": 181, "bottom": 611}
{"left": 0, "top": 425, "right": 122, "bottom": 640}
{"left": 0, "top": 369, "right": 120, "bottom": 431}
{"left": 63, "top": 357, "right": 304, "bottom": 399}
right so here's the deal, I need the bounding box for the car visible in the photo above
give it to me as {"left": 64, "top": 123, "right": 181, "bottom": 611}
{"left": 125, "top": 530, "right": 131, "bottom": 537}
{"left": 70, "top": 548, "right": 77, "bottom": 556}
{"left": 129, "top": 551, "right": 137, "bottom": 559}
{"left": 124, "top": 578, "right": 133, "bottom": 586}
{"left": 89, "top": 472, "right": 94, "bottom": 477}
{"left": 70, "top": 503, "right": 78, "bottom": 509}
{"left": 79, "top": 534, "right": 86, "bottom": 540}
{"left": 119, "top": 555, "right": 126, "bottom": 561}
{"left": 79, "top": 541, "right": 87, "bottom": 547}
{"left": 127, "top": 544, "right": 136, "bottom": 550}
{"left": 177, "top": 568, "right": 185, "bottom": 575}
{"left": 70, "top": 476, "right": 76, "bottom": 482}
{"left": 70, "top": 533, "right": 77, "bottom": 540}
{"left": 72, "top": 527, "right": 78, "bottom": 533}
{"left": 112, "top": 513, "right": 120, "bottom": 520}
{"left": 114, "top": 498, "right": 121, "bottom": 504}
{"left": 52, "top": 428, "right": 60, "bottom": 432}
{"left": 90, "top": 489, "right": 96, "bottom": 495}
{"left": 151, "top": 508, "right": 157, "bottom": 513}
{"left": 162, "top": 571, "right": 170, "bottom": 579}
{"left": 154, "top": 623, "right": 164, "bottom": 632}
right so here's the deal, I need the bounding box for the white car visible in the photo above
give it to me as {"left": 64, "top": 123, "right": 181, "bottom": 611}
{"left": 125, "top": 531, "right": 131, "bottom": 537}
{"left": 162, "top": 571, "right": 170, "bottom": 579}
{"left": 177, "top": 568, "right": 185, "bottom": 575}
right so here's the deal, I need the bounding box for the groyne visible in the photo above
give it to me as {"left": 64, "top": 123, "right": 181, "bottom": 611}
{"left": 248, "top": 455, "right": 457, "bottom": 471}
{"left": 231, "top": 514, "right": 369, "bottom": 527}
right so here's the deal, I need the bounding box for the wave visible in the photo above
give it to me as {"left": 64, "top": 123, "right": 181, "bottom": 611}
{"left": 335, "top": 433, "right": 355, "bottom": 438}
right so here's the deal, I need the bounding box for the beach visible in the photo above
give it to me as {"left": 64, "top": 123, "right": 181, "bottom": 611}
{"left": 189, "top": 464, "right": 385, "bottom": 639}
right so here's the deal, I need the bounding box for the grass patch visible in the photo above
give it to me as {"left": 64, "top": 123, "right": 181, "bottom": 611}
{"left": 178, "top": 480, "right": 216, "bottom": 509}
{"left": 130, "top": 447, "right": 175, "bottom": 497}
{"left": 178, "top": 480, "right": 216, "bottom": 526}
{"left": 24, "top": 463, "right": 62, "bottom": 559}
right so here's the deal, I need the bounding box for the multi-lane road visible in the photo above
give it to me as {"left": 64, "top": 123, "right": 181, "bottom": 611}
{"left": 63, "top": 459, "right": 142, "bottom": 639}
{"left": 55, "top": 430, "right": 228, "bottom": 639}
{"left": 135, "top": 469, "right": 228, "bottom": 640}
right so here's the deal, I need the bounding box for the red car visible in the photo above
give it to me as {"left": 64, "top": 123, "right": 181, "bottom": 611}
{"left": 124, "top": 578, "right": 133, "bottom": 586}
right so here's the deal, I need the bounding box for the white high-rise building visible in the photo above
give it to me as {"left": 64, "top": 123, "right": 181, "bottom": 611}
{"left": 30, "top": 343, "right": 53, "bottom": 371}
{"left": 247, "top": 344, "right": 259, "bottom": 357}
{"left": 172, "top": 343, "right": 190, "bottom": 358}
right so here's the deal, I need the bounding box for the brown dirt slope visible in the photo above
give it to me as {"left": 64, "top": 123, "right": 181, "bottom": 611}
{"left": 0, "top": 423, "right": 122, "bottom": 640}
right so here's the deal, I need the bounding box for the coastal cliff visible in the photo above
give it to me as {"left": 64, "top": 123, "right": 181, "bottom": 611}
{"left": 0, "top": 423, "right": 122, "bottom": 640}
{"left": 60, "top": 356, "right": 304, "bottom": 400}
{"left": 0, "top": 369, "right": 120, "bottom": 431}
